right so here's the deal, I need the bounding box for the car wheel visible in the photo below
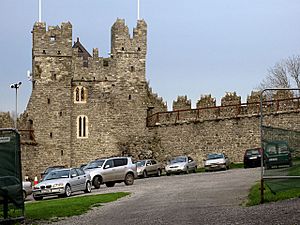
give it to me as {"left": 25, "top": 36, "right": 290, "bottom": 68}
{"left": 33, "top": 195, "right": 43, "bottom": 201}
{"left": 84, "top": 181, "right": 92, "bottom": 193}
{"left": 93, "top": 176, "right": 101, "bottom": 189}
{"left": 143, "top": 170, "right": 148, "bottom": 178}
{"left": 64, "top": 185, "right": 72, "bottom": 197}
{"left": 289, "top": 161, "right": 293, "bottom": 167}
{"left": 124, "top": 173, "right": 134, "bottom": 185}
{"left": 156, "top": 169, "right": 161, "bottom": 177}
{"left": 185, "top": 167, "right": 189, "bottom": 174}
{"left": 193, "top": 166, "right": 197, "bottom": 173}
{"left": 22, "top": 190, "right": 27, "bottom": 200}
{"left": 106, "top": 182, "right": 115, "bottom": 187}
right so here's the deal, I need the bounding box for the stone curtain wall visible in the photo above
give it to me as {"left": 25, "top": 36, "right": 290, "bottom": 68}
{"left": 0, "top": 112, "right": 14, "bottom": 128}
{"left": 146, "top": 111, "right": 300, "bottom": 166}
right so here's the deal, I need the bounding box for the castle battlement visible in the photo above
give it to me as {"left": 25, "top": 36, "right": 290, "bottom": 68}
{"left": 147, "top": 91, "right": 300, "bottom": 127}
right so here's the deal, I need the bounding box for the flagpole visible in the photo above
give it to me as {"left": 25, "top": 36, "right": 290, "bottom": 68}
{"left": 137, "top": 0, "right": 140, "bottom": 20}
{"left": 39, "top": 0, "right": 42, "bottom": 22}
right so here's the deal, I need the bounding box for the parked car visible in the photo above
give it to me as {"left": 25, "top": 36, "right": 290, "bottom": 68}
{"left": 244, "top": 148, "right": 262, "bottom": 168}
{"left": 136, "top": 159, "right": 164, "bottom": 178}
{"left": 33, "top": 168, "right": 91, "bottom": 201}
{"left": 165, "top": 156, "right": 197, "bottom": 175}
{"left": 204, "top": 153, "right": 230, "bottom": 171}
{"left": 40, "top": 165, "right": 65, "bottom": 180}
{"left": 84, "top": 157, "right": 137, "bottom": 189}
{"left": 264, "top": 141, "right": 292, "bottom": 169}
{"left": 22, "top": 181, "right": 32, "bottom": 200}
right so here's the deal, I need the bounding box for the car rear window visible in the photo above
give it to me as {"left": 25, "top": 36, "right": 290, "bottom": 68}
{"left": 246, "top": 149, "right": 260, "bottom": 156}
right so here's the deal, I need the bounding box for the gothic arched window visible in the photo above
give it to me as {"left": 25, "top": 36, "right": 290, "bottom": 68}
{"left": 74, "top": 86, "right": 87, "bottom": 103}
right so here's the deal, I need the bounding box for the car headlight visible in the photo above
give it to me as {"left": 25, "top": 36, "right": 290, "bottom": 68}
{"left": 52, "top": 183, "right": 64, "bottom": 188}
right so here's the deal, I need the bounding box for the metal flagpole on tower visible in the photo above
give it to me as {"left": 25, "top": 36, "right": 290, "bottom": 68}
{"left": 38, "top": 0, "right": 42, "bottom": 22}
{"left": 137, "top": 0, "right": 140, "bottom": 20}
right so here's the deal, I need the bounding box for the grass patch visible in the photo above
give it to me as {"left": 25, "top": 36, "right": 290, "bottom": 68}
{"left": 25, "top": 192, "right": 130, "bottom": 222}
{"left": 229, "top": 162, "right": 244, "bottom": 169}
{"left": 246, "top": 182, "right": 300, "bottom": 206}
{"left": 288, "top": 163, "right": 300, "bottom": 176}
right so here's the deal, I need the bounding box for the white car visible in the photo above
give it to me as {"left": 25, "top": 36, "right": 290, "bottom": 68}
{"left": 32, "top": 168, "right": 91, "bottom": 200}
{"left": 204, "top": 153, "right": 230, "bottom": 171}
{"left": 165, "top": 156, "right": 197, "bottom": 175}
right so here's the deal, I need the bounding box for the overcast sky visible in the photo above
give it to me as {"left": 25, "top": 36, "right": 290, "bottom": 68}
{"left": 1, "top": 0, "right": 300, "bottom": 113}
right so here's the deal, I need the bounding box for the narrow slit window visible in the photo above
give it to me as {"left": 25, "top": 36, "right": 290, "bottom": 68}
{"left": 77, "top": 115, "right": 88, "bottom": 138}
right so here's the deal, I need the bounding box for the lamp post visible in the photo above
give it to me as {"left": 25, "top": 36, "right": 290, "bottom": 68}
{"left": 10, "top": 82, "right": 22, "bottom": 129}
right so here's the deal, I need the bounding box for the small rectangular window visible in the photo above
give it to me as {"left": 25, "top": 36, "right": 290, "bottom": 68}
{"left": 103, "top": 60, "right": 109, "bottom": 67}
{"left": 50, "top": 36, "right": 56, "bottom": 41}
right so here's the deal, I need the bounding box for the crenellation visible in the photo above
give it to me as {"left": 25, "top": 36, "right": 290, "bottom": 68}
{"left": 196, "top": 94, "right": 216, "bottom": 108}
{"left": 173, "top": 95, "right": 191, "bottom": 111}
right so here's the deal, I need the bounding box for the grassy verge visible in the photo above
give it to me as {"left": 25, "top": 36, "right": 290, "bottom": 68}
{"left": 25, "top": 192, "right": 130, "bottom": 222}
{"left": 246, "top": 182, "right": 300, "bottom": 206}
{"left": 229, "top": 162, "right": 244, "bottom": 169}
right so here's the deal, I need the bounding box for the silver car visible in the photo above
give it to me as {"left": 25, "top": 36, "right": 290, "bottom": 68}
{"left": 22, "top": 181, "right": 32, "bottom": 200}
{"left": 204, "top": 153, "right": 230, "bottom": 171}
{"left": 32, "top": 168, "right": 91, "bottom": 200}
{"left": 84, "top": 157, "right": 137, "bottom": 188}
{"left": 136, "top": 159, "right": 164, "bottom": 178}
{"left": 165, "top": 156, "right": 197, "bottom": 175}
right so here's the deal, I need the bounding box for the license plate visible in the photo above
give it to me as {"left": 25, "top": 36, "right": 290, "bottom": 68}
{"left": 249, "top": 156, "right": 257, "bottom": 159}
{"left": 269, "top": 158, "right": 278, "bottom": 161}
{"left": 41, "top": 189, "right": 51, "bottom": 193}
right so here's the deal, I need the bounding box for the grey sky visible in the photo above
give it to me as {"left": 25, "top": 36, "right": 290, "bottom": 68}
{"left": 1, "top": 0, "right": 300, "bottom": 113}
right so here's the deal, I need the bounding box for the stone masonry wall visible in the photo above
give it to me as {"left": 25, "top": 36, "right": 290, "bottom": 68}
{"left": 0, "top": 112, "right": 14, "bottom": 128}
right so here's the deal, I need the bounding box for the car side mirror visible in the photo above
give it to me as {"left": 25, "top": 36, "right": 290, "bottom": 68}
{"left": 188, "top": 159, "right": 192, "bottom": 162}
{"left": 71, "top": 174, "right": 77, "bottom": 178}
{"left": 146, "top": 163, "right": 151, "bottom": 166}
{"left": 104, "top": 164, "right": 110, "bottom": 169}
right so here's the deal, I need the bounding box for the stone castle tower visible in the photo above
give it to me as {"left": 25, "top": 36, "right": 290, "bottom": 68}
{"left": 20, "top": 19, "right": 167, "bottom": 175}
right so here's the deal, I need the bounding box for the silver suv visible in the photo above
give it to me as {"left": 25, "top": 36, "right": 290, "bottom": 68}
{"left": 83, "top": 157, "right": 137, "bottom": 188}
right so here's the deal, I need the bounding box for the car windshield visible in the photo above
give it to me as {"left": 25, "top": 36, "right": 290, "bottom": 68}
{"left": 44, "top": 170, "right": 70, "bottom": 180}
{"left": 246, "top": 149, "right": 260, "bottom": 156}
{"left": 170, "top": 157, "right": 186, "bottom": 164}
{"left": 278, "top": 144, "right": 289, "bottom": 154}
{"left": 136, "top": 161, "right": 146, "bottom": 167}
{"left": 85, "top": 160, "right": 105, "bottom": 169}
{"left": 44, "top": 167, "right": 63, "bottom": 174}
{"left": 266, "top": 145, "right": 277, "bottom": 155}
{"left": 207, "top": 153, "right": 224, "bottom": 160}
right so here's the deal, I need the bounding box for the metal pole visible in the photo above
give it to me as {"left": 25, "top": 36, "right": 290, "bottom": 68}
{"left": 15, "top": 87, "right": 18, "bottom": 128}
{"left": 39, "top": 0, "right": 42, "bottom": 22}
{"left": 137, "top": 0, "right": 140, "bottom": 20}
{"left": 11, "top": 82, "right": 22, "bottom": 129}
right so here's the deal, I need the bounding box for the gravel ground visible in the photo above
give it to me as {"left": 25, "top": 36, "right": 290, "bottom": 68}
{"left": 37, "top": 168, "right": 300, "bottom": 225}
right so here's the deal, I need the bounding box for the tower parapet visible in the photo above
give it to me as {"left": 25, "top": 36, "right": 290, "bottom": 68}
{"left": 32, "top": 22, "right": 72, "bottom": 57}
{"left": 111, "top": 19, "right": 147, "bottom": 58}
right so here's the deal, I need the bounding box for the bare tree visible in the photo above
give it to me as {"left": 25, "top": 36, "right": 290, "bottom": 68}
{"left": 258, "top": 55, "right": 300, "bottom": 90}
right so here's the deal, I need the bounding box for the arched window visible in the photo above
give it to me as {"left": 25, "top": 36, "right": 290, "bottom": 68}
{"left": 77, "top": 115, "right": 88, "bottom": 138}
{"left": 74, "top": 86, "right": 87, "bottom": 103}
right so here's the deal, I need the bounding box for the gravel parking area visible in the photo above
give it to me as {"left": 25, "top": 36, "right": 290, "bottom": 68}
{"left": 45, "top": 168, "right": 300, "bottom": 225}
